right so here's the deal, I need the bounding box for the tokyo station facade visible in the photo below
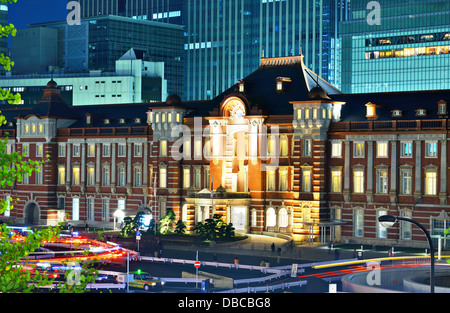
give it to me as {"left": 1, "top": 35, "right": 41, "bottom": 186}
{"left": 1, "top": 53, "right": 450, "bottom": 249}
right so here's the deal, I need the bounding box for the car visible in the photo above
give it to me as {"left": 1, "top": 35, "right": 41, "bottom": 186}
{"left": 119, "top": 270, "right": 165, "bottom": 291}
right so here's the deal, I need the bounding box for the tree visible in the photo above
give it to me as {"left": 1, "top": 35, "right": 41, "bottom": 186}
{"left": 0, "top": 1, "right": 98, "bottom": 292}
{"left": 194, "top": 214, "right": 235, "bottom": 241}
{"left": 159, "top": 209, "right": 176, "bottom": 234}
{"left": 174, "top": 219, "right": 186, "bottom": 235}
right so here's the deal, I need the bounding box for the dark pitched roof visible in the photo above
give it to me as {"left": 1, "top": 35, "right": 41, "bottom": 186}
{"left": 331, "top": 90, "right": 450, "bottom": 121}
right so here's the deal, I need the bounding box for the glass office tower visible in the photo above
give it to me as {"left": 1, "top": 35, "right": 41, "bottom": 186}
{"left": 340, "top": 0, "right": 450, "bottom": 94}
{"left": 76, "top": 0, "right": 344, "bottom": 101}
{"left": 183, "top": 0, "right": 343, "bottom": 100}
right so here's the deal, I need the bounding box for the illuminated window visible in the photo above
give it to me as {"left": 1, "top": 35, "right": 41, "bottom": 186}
{"left": 38, "top": 124, "right": 43, "bottom": 133}
{"left": 331, "top": 170, "right": 342, "bottom": 193}
{"left": 331, "top": 142, "right": 342, "bottom": 157}
{"left": 24, "top": 124, "right": 29, "bottom": 133}
{"left": 267, "top": 170, "right": 276, "bottom": 191}
{"left": 36, "top": 143, "right": 43, "bottom": 157}
{"left": 160, "top": 140, "right": 168, "bottom": 156}
{"left": 377, "top": 142, "right": 388, "bottom": 158}
{"left": 183, "top": 167, "right": 190, "bottom": 188}
{"left": 354, "top": 142, "right": 365, "bottom": 157}
{"left": 353, "top": 169, "right": 364, "bottom": 194}
{"left": 266, "top": 208, "right": 276, "bottom": 228}
{"left": 303, "top": 139, "right": 312, "bottom": 157}
{"left": 279, "top": 208, "right": 288, "bottom": 228}
{"left": 194, "top": 139, "right": 202, "bottom": 158}
{"left": 58, "top": 165, "right": 65, "bottom": 185}
{"left": 365, "top": 102, "right": 378, "bottom": 119}
{"left": 302, "top": 169, "right": 312, "bottom": 192}
{"left": 425, "top": 171, "right": 437, "bottom": 196}
{"left": 72, "top": 197, "right": 80, "bottom": 221}
{"left": 102, "top": 164, "right": 111, "bottom": 186}
{"left": 280, "top": 136, "right": 288, "bottom": 157}
{"left": 133, "top": 166, "right": 142, "bottom": 187}
{"left": 87, "top": 166, "right": 95, "bottom": 186}
{"left": 88, "top": 144, "right": 95, "bottom": 157}
{"left": 159, "top": 167, "right": 167, "bottom": 188}
{"left": 72, "top": 166, "right": 80, "bottom": 185}
{"left": 279, "top": 169, "right": 288, "bottom": 191}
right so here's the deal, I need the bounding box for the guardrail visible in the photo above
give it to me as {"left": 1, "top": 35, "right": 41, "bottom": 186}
{"left": 218, "top": 280, "right": 307, "bottom": 293}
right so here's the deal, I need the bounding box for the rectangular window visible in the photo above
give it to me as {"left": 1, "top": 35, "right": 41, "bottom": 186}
{"left": 354, "top": 210, "right": 364, "bottom": 237}
{"left": 376, "top": 169, "right": 388, "bottom": 194}
{"left": 425, "top": 171, "right": 437, "bottom": 195}
{"left": 72, "top": 197, "right": 80, "bottom": 221}
{"left": 159, "top": 168, "right": 167, "bottom": 188}
{"left": 331, "top": 142, "right": 342, "bottom": 157}
{"left": 400, "top": 211, "right": 412, "bottom": 240}
{"left": 35, "top": 166, "right": 43, "bottom": 185}
{"left": 160, "top": 140, "right": 168, "bottom": 156}
{"left": 303, "top": 139, "right": 312, "bottom": 157}
{"left": 353, "top": 169, "right": 365, "bottom": 193}
{"left": 58, "top": 165, "right": 65, "bottom": 185}
{"left": 58, "top": 144, "right": 66, "bottom": 157}
{"left": 118, "top": 144, "right": 126, "bottom": 157}
{"left": 302, "top": 169, "right": 312, "bottom": 192}
{"left": 22, "top": 144, "right": 29, "bottom": 157}
{"left": 88, "top": 144, "right": 95, "bottom": 157}
{"left": 425, "top": 141, "right": 438, "bottom": 157}
{"left": 87, "top": 166, "right": 95, "bottom": 186}
{"left": 354, "top": 142, "right": 364, "bottom": 157}
{"left": 377, "top": 210, "right": 388, "bottom": 238}
{"left": 194, "top": 167, "right": 202, "bottom": 189}
{"left": 183, "top": 167, "right": 191, "bottom": 188}
{"left": 102, "top": 165, "right": 111, "bottom": 186}
{"left": 86, "top": 198, "right": 94, "bottom": 221}
{"left": 184, "top": 140, "right": 191, "bottom": 158}
{"left": 73, "top": 144, "right": 80, "bottom": 157}
{"left": 36, "top": 144, "right": 43, "bottom": 157}
{"left": 117, "top": 166, "right": 126, "bottom": 186}
{"left": 267, "top": 170, "right": 276, "bottom": 191}
{"left": 377, "top": 142, "right": 388, "bottom": 158}
{"left": 279, "top": 170, "right": 288, "bottom": 191}
{"left": 280, "top": 137, "right": 288, "bottom": 157}
{"left": 401, "top": 170, "right": 412, "bottom": 195}
{"left": 331, "top": 170, "right": 342, "bottom": 193}
{"left": 102, "top": 144, "right": 111, "bottom": 157}
{"left": 134, "top": 143, "right": 142, "bottom": 157}
{"left": 134, "top": 166, "right": 142, "bottom": 187}
{"left": 194, "top": 140, "right": 202, "bottom": 158}
{"left": 102, "top": 198, "right": 109, "bottom": 222}
{"left": 400, "top": 142, "right": 413, "bottom": 157}
{"left": 72, "top": 166, "right": 80, "bottom": 185}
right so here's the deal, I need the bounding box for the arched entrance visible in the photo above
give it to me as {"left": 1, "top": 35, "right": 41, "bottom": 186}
{"left": 25, "top": 202, "right": 39, "bottom": 225}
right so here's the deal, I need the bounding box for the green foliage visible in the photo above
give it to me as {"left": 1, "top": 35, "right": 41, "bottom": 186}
{"left": 194, "top": 214, "right": 235, "bottom": 241}
{"left": 174, "top": 219, "right": 186, "bottom": 235}
{"left": 0, "top": 2, "right": 97, "bottom": 292}
{"left": 159, "top": 209, "right": 176, "bottom": 234}
{"left": 120, "top": 216, "right": 138, "bottom": 238}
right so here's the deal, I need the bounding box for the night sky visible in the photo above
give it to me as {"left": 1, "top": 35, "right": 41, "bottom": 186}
{"left": 8, "top": 0, "right": 67, "bottom": 29}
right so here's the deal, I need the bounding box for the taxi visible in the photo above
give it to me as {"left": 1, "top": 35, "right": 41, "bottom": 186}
{"left": 128, "top": 270, "right": 165, "bottom": 291}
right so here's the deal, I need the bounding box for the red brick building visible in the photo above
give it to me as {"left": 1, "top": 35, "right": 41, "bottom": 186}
{"left": 1, "top": 54, "right": 450, "bottom": 248}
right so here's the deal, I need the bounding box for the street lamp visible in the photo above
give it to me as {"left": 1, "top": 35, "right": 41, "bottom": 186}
{"left": 378, "top": 215, "right": 435, "bottom": 293}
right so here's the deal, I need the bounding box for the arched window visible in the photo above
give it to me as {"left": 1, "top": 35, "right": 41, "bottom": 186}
{"left": 266, "top": 207, "right": 276, "bottom": 227}
{"left": 279, "top": 208, "right": 289, "bottom": 228}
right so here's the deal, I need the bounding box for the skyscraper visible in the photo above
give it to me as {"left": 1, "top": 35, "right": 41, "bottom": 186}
{"left": 75, "top": 0, "right": 344, "bottom": 100}
{"left": 340, "top": 0, "right": 450, "bottom": 93}
{"left": 183, "top": 0, "right": 343, "bottom": 100}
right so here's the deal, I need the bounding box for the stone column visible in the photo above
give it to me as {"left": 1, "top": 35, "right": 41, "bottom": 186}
{"left": 389, "top": 141, "right": 397, "bottom": 203}
{"left": 439, "top": 140, "right": 447, "bottom": 204}
{"left": 414, "top": 140, "right": 422, "bottom": 201}
{"left": 366, "top": 141, "right": 373, "bottom": 203}
{"left": 343, "top": 141, "right": 350, "bottom": 202}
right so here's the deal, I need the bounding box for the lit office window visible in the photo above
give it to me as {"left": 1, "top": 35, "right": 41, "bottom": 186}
{"left": 72, "top": 166, "right": 80, "bottom": 185}
{"left": 159, "top": 168, "right": 167, "bottom": 188}
{"left": 354, "top": 142, "right": 364, "bottom": 157}
{"left": 353, "top": 169, "right": 365, "bottom": 193}
{"left": 425, "top": 171, "right": 437, "bottom": 196}
{"left": 331, "top": 170, "right": 342, "bottom": 193}
{"left": 302, "top": 169, "right": 312, "bottom": 192}
{"left": 58, "top": 165, "right": 65, "bottom": 185}
{"left": 331, "top": 142, "right": 342, "bottom": 157}
{"left": 377, "top": 142, "right": 388, "bottom": 158}
{"left": 267, "top": 171, "right": 276, "bottom": 191}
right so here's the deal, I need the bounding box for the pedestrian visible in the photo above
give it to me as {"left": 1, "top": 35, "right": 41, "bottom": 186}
{"left": 277, "top": 247, "right": 282, "bottom": 256}
{"left": 234, "top": 257, "right": 239, "bottom": 265}
{"left": 271, "top": 242, "right": 275, "bottom": 253}
{"left": 213, "top": 253, "right": 217, "bottom": 262}
{"left": 334, "top": 248, "right": 340, "bottom": 260}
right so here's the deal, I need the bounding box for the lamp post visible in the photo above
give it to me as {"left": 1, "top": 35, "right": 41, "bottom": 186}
{"left": 378, "top": 215, "right": 435, "bottom": 293}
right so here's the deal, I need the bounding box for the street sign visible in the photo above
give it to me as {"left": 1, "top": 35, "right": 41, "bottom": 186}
{"left": 136, "top": 230, "right": 141, "bottom": 241}
{"left": 194, "top": 261, "right": 201, "bottom": 268}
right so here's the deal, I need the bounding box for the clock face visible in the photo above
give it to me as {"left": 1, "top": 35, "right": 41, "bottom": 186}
{"left": 223, "top": 97, "right": 246, "bottom": 119}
